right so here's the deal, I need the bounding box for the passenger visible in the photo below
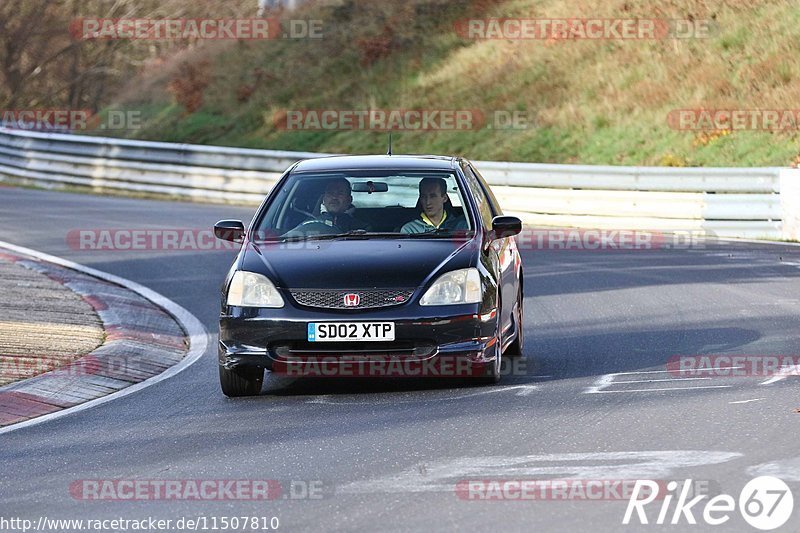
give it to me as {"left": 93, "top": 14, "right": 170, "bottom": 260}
{"left": 400, "top": 177, "right": 467, "bottom": 233}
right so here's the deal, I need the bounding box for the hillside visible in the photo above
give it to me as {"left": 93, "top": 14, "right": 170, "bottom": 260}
{"left": 104, "top": 0, "right": 800, "bottom": 167}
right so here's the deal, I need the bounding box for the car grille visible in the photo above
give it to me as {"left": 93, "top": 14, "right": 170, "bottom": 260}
{"left": 289, "top": 288, "right": 415, "bottom": 310}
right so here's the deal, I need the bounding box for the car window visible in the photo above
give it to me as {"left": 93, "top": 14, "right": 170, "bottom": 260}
{"left": 469, "top": 164, "right": 504, "bottom": 216}
{"left": 254, "top": 170, "right": 474, "bottom": 239}
{"left": 462, "top": 164, "right": 494, "bottom": 229}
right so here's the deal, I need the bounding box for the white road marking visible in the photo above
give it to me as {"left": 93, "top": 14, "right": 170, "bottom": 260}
{"left": 585, "top": 371, "right": 734, "bottom": 394}
{"left": 508, "top": 385, "right": 537, "bottom": 396}
{"left": 760, "top": 364, "right": 800, "bottom": 385}
{"left": 606, "top": 369, "right": 678, "bottom": 375}
{"left": 0, "top": 241, "right": 209, "bottom": 436}
{"left": 603, "top": 368, "right": 742, "bottom": 376}
{"left": 584, "top": 374, "right": 615, "bottom": 394}
{"left": 748, "top": 457, "right": 800, "bottom": 482}
{"left": 729, "top": 398, "right": 764, "bottom": 404}
{"left": 750, "top": 299, "right": 800, "bottom": 305}
{"left": 713, "top": 237, "right": 800, "bottom": 248}
{"left": 305, "top": 395, "right": 336, "bottom": 404}
{"left": 304, "top": 384, "right": 539, "bottom": 405}
{"left": 339, "top": 451, "right": 743, "bottom": 494}
{"left": 614, "top": 377, "right": 713, "bottom": 384}
{"left": 589, "top": 385, "right": 732, "bottom": 393}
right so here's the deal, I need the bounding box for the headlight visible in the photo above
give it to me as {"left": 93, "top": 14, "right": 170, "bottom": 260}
{"left": 420, "top": 268, "right": 482, "bottom": 306}
{"left": 227, "top": 271, "right": 284, "bottom": 308}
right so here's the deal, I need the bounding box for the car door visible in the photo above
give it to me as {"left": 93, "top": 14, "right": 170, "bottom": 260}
{"left": 462, "top": 162, "right": 519, "bottom": 339}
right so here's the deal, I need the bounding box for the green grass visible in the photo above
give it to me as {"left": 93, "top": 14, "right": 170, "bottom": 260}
{"left": 98, "top": 0, "right": 800, "bottom": 167}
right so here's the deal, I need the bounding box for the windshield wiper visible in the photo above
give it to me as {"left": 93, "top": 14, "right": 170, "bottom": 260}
{"left": 340, "top": 230, "right": 473, "bottom": 239}
{"left": 275, "top": 230, "right": 400, "bottom": 243}
{"left": 404, "top": 228, "right": 471, "bottom": 238}
{"left": 262, "top": 228, "right": 471, "bottom": 243}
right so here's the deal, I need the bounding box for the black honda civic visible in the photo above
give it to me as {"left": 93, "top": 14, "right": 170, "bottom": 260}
{"left": 214, "top": 154, "right": 524, "bottom": 396}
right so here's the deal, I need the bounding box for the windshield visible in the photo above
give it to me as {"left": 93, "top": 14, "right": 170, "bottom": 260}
{"left": 253, "top": 170, "right": 474, "bottom": 241}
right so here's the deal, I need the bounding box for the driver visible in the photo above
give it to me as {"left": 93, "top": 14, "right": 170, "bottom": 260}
{"left": 318, "top": 178, "right": 369, "bottom": 232}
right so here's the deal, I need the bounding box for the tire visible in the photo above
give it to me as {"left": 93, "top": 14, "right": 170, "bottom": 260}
{"left": 219, "top": 365, "right": 264, "bottom": 397}
{"left": 504, "top": 288, "right": 524, "bottom": 357}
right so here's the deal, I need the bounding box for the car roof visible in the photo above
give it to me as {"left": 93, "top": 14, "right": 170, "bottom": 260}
{"left": 291, "top": 155, "right": 461, "bottom": 173}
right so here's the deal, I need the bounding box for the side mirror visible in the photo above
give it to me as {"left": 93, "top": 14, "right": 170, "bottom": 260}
{"left": 214, "top": 220, "right": 245, "bottom": 242}
{"left": 490, "top": 216, "right": 522, "bottom": 240}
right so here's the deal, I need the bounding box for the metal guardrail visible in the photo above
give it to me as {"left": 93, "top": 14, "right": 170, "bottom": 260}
{"left": 1, "top": 127, "right": 797, "bottom": 240}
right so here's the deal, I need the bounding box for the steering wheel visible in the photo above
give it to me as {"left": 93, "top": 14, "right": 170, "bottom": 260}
{"left": 282, "top": 219, "right": 341, "bottom": 239}
{"left": 289, "top": 197, "right": 317, "bottom": 221}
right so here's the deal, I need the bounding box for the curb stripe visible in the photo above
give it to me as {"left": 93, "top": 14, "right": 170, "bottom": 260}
{"left": 0, "top": 241, "right": 209, "bottom": 436}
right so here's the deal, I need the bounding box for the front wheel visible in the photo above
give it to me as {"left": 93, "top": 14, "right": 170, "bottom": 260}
{"left": 219, "top": 366, "right": 264, "bottom": 397}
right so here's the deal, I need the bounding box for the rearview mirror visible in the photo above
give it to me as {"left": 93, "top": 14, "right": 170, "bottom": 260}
{"left": 351, "top": 181, "right": 388, "bottom": 193}
{"left": 490, "top": 216, "right": 522, "bottom": 240}
{"left": 214, "top": 220, "right": 245, "bottom": 242}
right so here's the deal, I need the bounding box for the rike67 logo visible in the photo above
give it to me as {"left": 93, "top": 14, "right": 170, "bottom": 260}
{"left": 624, "top": 476, "right": 794, "bottom": 530}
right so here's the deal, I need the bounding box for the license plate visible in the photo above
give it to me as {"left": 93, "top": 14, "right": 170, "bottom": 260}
{"left": 308, "top": 322, "right": 395, "bottom": 342}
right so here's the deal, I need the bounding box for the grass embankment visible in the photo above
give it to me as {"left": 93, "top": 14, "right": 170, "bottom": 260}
{"left": 102, "top": 0, "right": 800, "bottom": 166}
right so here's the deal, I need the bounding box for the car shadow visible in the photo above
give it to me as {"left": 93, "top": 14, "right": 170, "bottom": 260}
{"left": 263, "top": 374, "right": 497, "bottom": 396}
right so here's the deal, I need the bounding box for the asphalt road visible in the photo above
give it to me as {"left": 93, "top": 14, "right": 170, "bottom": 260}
{"left": 1, "top": 187, "right": 799, "bottom": 532}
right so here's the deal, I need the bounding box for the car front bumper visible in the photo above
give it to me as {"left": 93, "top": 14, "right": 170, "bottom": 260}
{"left": 219, "top": 305, "right": 499, "bottom": 378}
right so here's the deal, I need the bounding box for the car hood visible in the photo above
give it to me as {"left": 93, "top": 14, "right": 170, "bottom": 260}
{"left": 241, "top": 238, "right": 475, "bottom": 289}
